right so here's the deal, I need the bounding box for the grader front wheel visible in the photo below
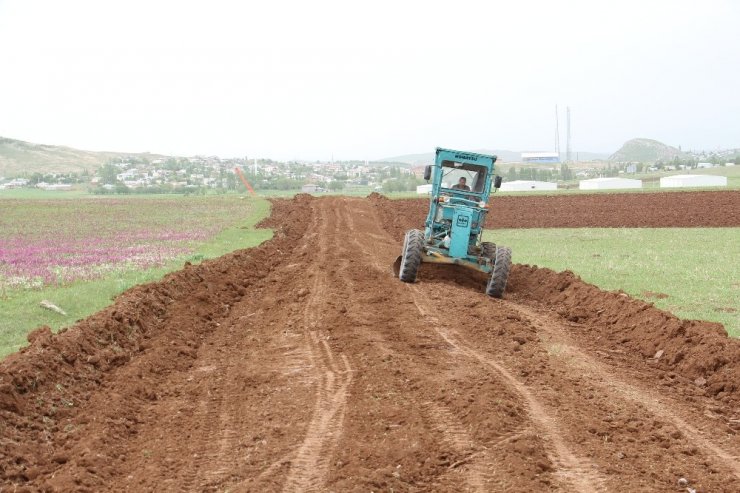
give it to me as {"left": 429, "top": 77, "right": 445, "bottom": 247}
{"left": 486, "top": 246, "right": 512, "bottom": 298}
{"left": 397, "top": 229, "right": 424, "bottom": 283}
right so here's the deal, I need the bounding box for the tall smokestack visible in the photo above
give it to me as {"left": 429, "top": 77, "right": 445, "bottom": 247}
{"left": 566, "top": 106, "right": 572, "bottom": 163}
{"left": 555, "top": 105, "right": 561, "bottom": 160}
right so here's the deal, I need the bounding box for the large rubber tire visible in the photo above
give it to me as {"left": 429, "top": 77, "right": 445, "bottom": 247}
{"left": 399, "top": 229, "right": 424, "bottom": 283}
{"left": 481, "top": 241, "right": 496, "bottom": 260}
{"left": 486, "top": 246, "right": 512, "bottom": 298}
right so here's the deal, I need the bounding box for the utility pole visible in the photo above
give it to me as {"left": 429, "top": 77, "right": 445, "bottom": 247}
{"left": 555, "top": 105, "right": 561, "bottom": 161}
{"left": 566, "top": 106, "right": 572, "bottom": 163}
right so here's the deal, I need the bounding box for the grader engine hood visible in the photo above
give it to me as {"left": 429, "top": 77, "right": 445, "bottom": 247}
{"left": 449, "top": 207, "right": 474, "bottom": 258}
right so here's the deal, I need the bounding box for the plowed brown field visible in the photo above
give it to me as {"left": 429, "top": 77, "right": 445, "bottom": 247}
{"left": 386, "top": 190, "right": 740, "bottom": 228}
{"left": 1, "top": 194, "right": 739, "bottom": 492}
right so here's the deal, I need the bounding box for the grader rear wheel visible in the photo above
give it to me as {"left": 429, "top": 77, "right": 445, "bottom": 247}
{"left": 481, "top": 241, "right": 496, "bottom": 260}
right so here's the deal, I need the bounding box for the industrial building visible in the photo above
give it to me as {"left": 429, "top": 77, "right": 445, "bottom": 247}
{"left": 500, "top": 180, "right": 557, "bottom": 192}
{"left": 521, "top": 152, "right": 560, "bottom": 163}
{"left": 660, "top": 175, "right": 727, "bottom": 188}
{"left": 416, "top": 184, "right": 432, "bottom": 195}
{"left": 579, "top": 177, "right": 642, "bottom": 190}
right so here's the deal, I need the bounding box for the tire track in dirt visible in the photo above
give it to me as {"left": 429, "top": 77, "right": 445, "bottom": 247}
{"left": 341, "top": 200, "right": 499, "bottom": 492}
{"left": 510, "top": 303, "right": 740, "bottom": 481}
{"left": 282, "top": 200, "right": 353, "bottom": 493}
{"left": 422, "top": 401, "right": 494, "bottom": 492}
{"left": 409, "top": 289, "right": 608, "bottom": 493}
{"left": 174, "top": 363, "right": 229, "bottom": 492}
{"left": 339, "top": 199, "right": 562, "bottom": 491}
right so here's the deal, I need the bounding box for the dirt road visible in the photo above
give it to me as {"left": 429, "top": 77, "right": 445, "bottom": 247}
{"left": 2, "top": 195, "right": 739, "bottom": 492}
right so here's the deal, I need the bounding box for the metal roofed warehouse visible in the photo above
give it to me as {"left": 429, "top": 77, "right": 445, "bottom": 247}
{"left": 521, "top": 152, "right": 560, "bottom": 163}
{"left": 660, "top": 175, "right": 727, "bottom": 188}
{"left": 500, "top": 180, "right": 557, "bottom": 191}
{"left": 579, "top": 177, "right": 642, "bottom": 190}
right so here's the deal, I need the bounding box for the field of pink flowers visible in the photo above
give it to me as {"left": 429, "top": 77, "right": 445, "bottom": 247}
{"left": 0, "top": 196, "right": 253, "bottom": 291}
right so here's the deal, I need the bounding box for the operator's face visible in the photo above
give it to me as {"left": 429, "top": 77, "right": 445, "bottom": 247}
{"left": 458, "top": 178, "right": 466, "bottom": 185}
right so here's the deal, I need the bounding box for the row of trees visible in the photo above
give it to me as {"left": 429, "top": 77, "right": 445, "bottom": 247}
{"left": 25, "top": 171, "right": 87, "bottom": 185}
{"left": 505, "top": 163, "right": 574, "bottom": 182}
{"left": 383, "top": 176, "right": 424, "bottom": 193}
{"left": 653, "top": 156, "right": 740, "bottom": 169}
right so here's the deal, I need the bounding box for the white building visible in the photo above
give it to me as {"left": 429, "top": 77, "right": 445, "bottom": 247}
{"left": 416, "top": 184, "right": 432, "bottom": 195}
{"left": 500, "top": 180, "right": 557, "bottom": 191}
{"left": 521, "top": 151, "right": 559, "bottom": 163}
{"left": 660, "top": 175, "right": 727, "bottom": 188}
{"left": 696, "top": 162, "right": 714, "bottom": 168}
{"left": 579, "top": 177, "right": 642, "bottom": 190}
{"left": 40, "top": 184, "right": 73, "bottom": 191}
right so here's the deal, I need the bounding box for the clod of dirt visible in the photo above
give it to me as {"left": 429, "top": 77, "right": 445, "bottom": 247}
{"left": 643, "top": 291, "right": 670, "bottom": 300}
{"left": 39, "top": 300, "right": 67, "bottom": 315}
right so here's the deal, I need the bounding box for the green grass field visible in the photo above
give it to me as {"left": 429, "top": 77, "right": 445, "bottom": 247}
{"left": 484, "top": 228, "right": 739, "bottom": 337}
{"left": 0, "top": 197, "right": 272, "bottom": 358}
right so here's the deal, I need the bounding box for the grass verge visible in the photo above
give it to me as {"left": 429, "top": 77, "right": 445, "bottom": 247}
{"left": 0, "top": 198, "right": 272, "bottom": 358}
{"left": 484, "top": 228, "right": 739, "bottom": 337}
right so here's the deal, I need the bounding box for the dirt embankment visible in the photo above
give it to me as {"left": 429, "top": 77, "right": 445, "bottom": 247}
{"left": 1, "top": 193, "right": 738, "bottom": 492}
{"left": 376, "top": 190, "right": 740, "bottom": 228}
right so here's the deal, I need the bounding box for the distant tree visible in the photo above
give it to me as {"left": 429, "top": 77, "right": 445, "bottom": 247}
{"left": 225, "top": 172, "right": 237, "bottom": 191}
{"left": 98, "top": 164, "right": 119, "bottom": 185}
{"left": 328, "top": 180, "right": 345, "bottom": 191}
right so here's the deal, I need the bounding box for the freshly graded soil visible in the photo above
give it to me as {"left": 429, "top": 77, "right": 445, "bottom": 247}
{"left": 1, "top": 194, "right": 738, "bottom": 492}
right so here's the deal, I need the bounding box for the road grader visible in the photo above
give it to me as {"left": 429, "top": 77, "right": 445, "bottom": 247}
{"left": 393, "top": 147, "right": 512, "bottom": 298}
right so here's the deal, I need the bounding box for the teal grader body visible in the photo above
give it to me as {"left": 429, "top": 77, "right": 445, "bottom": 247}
{"left": 393, "top": 147, "right": 512, "bottom": 298}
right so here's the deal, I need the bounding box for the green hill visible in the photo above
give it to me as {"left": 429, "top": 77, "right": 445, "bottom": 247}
{"left": 0, "top": 137, "right": 168, "bottom": 176}
{"left": 609, "top": 138, "right": 687, "bottom": 163}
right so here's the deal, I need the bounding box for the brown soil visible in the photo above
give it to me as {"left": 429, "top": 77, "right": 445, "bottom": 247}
{"left": 379, "top": 190, "right": 740, "bottom": 228}
{"left": 642, "top": 291, "right": 670, "bottom": 299}
{"left": 2, "top": 194, "right": 739, "bottom": 492}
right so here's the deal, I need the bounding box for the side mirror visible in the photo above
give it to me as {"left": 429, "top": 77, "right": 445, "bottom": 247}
{"left": 494, "top": 175, "right": 503, "bottom": 189}
{"left": 423, "top": 165, "right": 432, "bottom": 181}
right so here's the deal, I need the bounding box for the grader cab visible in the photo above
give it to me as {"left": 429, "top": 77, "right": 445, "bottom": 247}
{"left": 393, "top": 147, "right": 512, "bottom": 298}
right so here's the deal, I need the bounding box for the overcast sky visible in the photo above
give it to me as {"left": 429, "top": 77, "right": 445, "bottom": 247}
{"left": 0, "top": 0, "right": 738, "bottom": 160}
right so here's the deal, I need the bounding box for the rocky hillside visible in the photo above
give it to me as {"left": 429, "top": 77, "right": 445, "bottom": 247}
{"left": 609, "top": 138, "right": 687, "bottom": 163}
